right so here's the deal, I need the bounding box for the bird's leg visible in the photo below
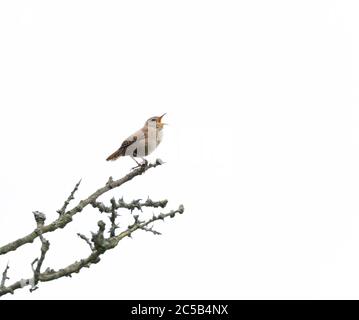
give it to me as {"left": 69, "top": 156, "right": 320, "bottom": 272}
{"left": 131, "top": 156, "right": 141, "bottom": 166}
{"left": 131, "top": 156, "right": 147, "bottom": 170}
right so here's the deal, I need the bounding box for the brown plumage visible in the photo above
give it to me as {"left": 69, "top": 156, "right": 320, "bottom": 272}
{"left": 106, "top": 136, "right": 138, "bottom": 161}
{"left": 106, "top": 114, "right": 166, "bottom": 162}
{"left": 106, "top": 148, "right": 123, "bottom": 161}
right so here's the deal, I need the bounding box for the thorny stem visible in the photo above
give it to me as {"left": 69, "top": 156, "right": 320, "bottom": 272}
{"left": 0, "top": 159, "right": 184, "bottom": 297}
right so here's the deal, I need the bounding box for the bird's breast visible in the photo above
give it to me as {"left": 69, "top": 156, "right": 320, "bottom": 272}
{"left": 156, "top": 129, "right": 163, "bottom": 144}
{"left": 127, "top": 128, "right": 163, "bottom": 157}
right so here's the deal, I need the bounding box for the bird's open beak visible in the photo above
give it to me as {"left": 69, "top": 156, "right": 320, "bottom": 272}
{"left": 159, "top": 113, "right": 167, "bottom": 125}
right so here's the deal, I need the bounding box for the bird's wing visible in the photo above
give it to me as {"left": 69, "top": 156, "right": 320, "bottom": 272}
{"left": 106, "top": 130, "right": 145, "bottom": 161}
{"left": 120, "top": 134, "right": 138, "bottom": 150}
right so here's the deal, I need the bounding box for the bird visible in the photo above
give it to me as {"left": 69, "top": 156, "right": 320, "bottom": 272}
{"left": 106, "top": 113, "right": 167, "bottom": 166}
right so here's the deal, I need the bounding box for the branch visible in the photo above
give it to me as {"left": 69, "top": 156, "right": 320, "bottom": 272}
{"left": 30, "top": 235, "right": 50, "bottom": 292}
{"left": 42, "top": 205, "right": 184, "bottom": 281}
{"left": 57, "top": 179, "right": 82, "bottom": 216}
{"left": 109, "top": 198, "right": 119, "bottom": 237}
{"left": 0, "top": 158, "right": 184, "bottom": 297}
{"left": 92, "top": 197, "right": 169, "bottom": 237}
{"left": 92, "top": 197, "right": 168, "bottom": 214}
{"left": 0, "top": 204, "right": 184, "bottom": 297}
{"left": 0, "top": 159, "right": 163, "bottom": 255}
{"left": 140, "top": 225, "right": 162, "bottom": 235}
{"left": 0, "top": 263, "right": 9, "bottom": 289}
{"left": 77, "top": 233, "right": 94, "bottom": 251}
{"left": 30, "top": 211, "right": 50, "bottom": 292}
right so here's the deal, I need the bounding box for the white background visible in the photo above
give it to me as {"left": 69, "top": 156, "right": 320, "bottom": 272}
{"left": 0, "top": 0, "right": 359, "bottom": 299}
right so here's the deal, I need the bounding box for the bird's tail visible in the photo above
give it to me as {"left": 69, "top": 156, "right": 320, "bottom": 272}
{"left": 106, "top": 149, "right": 123, "bottom": 161}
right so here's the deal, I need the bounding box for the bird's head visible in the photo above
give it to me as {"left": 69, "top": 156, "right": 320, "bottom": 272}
{"left": 145, "top": 113, "right": 167, "bottom": 129}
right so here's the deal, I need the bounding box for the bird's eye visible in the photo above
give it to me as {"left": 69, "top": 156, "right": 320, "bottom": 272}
{"left": 151, "top": 118, "right": 156, "bottom": 121}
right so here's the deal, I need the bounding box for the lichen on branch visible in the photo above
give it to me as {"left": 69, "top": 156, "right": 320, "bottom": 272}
{"left": 0, "top": 159, "right": 184, "bottom": 297}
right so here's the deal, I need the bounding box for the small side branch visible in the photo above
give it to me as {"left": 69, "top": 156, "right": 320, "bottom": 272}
{"left": 77, "top": 233, "right": 94, "bottom": 251}
{"left": 0, "top": 159, "right": 183, "bottom": 298}
{"left": 140, "top": 225, "right": 161, "bottom": 235}
{"left": 57, "top": 179, "right": 82, "bottom": 216}
{"left": 30, "top": 211, "right": 50, "bottom": 292}
{"left": 0, "top": 159, "right": 163, "bottom": 256}
{"left": 109, "top": 198, "right": 119, "bottom": 237}
{"left": 0, "top": 204, "right": 184, "bottom": 297}
{"left": 92, "top": 198, "right": 168, "bottom": 214}
{"left": 0, "top": 263, "right": 9, "bottom": 289}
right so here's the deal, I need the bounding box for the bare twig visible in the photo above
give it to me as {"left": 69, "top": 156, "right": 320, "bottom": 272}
{"left": 109, "top": 198, "right": 119, "bottom": 237}
{"left": 0, "top": 204, "right": 184, "bottom": 297}
{"left": 77, "top": 233, "right": 94, "bottom": 251}
{"left": 92, "top": 197, "right": 168, "bottom": 214}
{"left": 0, "top": 159, "right": 163, "bottom": 256}
{"left": 57, "top": 179, "right": 82, "bottom": 215}
{"left": 0, "top": 263, "right": 9, "bottom": 289}
{"left": 30, "top": 212, "right": 50, "bottom": 292}
{"left": 140, "top": 225, "right": 162, "bottom": 235}
{"left": 30, "top": 235, "right": 50, "bottom": 292}
{"left": 0, "top": 159, "right": 184, "bottom": 297}
{"left": 0, "top": 204, "right": 183, "bottom": 297}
